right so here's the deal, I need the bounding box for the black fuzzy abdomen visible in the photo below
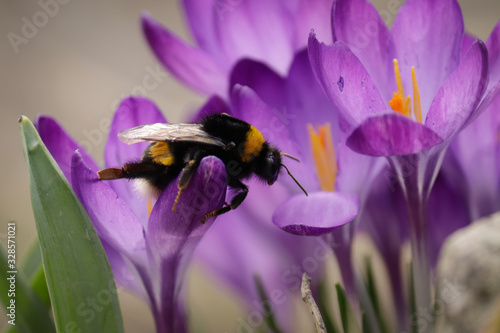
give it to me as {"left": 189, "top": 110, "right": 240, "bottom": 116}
{"left": 201, "top": 113, "right": 250, "bottom": 148}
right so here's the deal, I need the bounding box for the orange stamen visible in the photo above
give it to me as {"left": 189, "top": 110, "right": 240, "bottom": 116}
{"left": 388, "top": 92, "right": 404, "bottom": 114}
{"left": 394, "top": 59, "right": 405, "bottom": 100}
{"left": 388, "top": 59, "right": 411, "bottom": 117}
{"left": 389, "top": 59, "right": 423, "bottom": 124}
{"left": 307, "top": 123, "right": 338, "bottom": 192}
{"left": 412, "top": 67, "right": 422, "bottom": 123}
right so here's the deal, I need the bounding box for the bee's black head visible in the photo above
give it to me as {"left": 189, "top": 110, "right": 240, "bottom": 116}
{"left": 255, "top": 144, "right": 282, "bottom": 185}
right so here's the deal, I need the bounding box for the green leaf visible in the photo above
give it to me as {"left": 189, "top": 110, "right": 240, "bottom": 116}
{"left": 336, "top": 283, "right": 361, "bottom": 333}
{"left": 21, "top": 241, "right": 42, "bottom": 279}
{"left": 21, "top": 240, "right": 50, "bottom": 307}
{"left": 316, "top": 280, "right": 340, "bottom": 333}
{"left": 0, "top": 246, "right": 55, "bottom": 332}
{"left": 362, "top": 312, "right": 372, "bottom": 333}
{"left": 408, "top": 262, "right": 417, "bottom": 333}
{"left": 28, "top": 264, "right": 50, "bottom": 308}
{"left": 253, "top": 275, "right": 283, "bottom": 333}
{"left": 19, "top": 116, "right": 124, "bottom": 333}
{"left": 364, "top": 257, "right": 389, "bottom": 333}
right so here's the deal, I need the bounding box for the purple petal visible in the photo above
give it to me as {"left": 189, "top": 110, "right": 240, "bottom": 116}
{"left": 347, "top": 113, "right": 443, "bottom": 156}
{"left": 333, "top": 0, "right": 392, "bottom": 99}
{"left": 474, "top": 22, "right": 500, "bottom": 117}
{"left": 35, "top": 116, "right": 99, "bottom": 185}
{"left": 102, "top": 241, "right": 145, "bottom": 298}
{"left": 141, "top": 13, "right": 227, "bottom": 96}
{"left": 145, "top": 156, "right": 226, "bottom": 332}
{"left": 308, "top": 34, "right": 387, "bottom": 132}
{"left": 475, "top": 82, "right": 500, "bottom": 124}
{"left": 487, "top": 20, "right": 500, "bottom": 84}
{"left": 461, "top": 33, "right": 477, "bottom": 60}
{"left": 190, "top": 95, "right": 231, "bottom": 123}
{"left": 292, "top": 0, "right": 334, "bottom": 46}
{"left": 146, "top": 155, "right": 226, "bottom": 258}
{"left": 71, "top": 152, "right": 147, "bottom": 261}
{"left": 451, "top": 94, "right": 500, "bottom": 220}
{"left": 181, "top": 0, "right": 226, "bottom": 62}
{"left": 286, "top": 49, "right": 340, "bottom": 145}
{"left": 70, "top": 152, "right": 158, "bottom": 310}
{"left": 389, "top": 0, "right": 464, "bottom": 116}
{"left": 104, "top": 96, "right": 167, "bottom": 223}
{"left": 336, "top": 140, "right": 385, "bottom": 196}
{"left": 285, "top": 49, "right": 340, "bottom": 191}
{"left": 105, "top": 96, "right": 167, "bottom": 168}
{"left": 468, "top": 22, "right": 500, "bottom": 120}
{"left": 425, "top": 41, "right": 488, "bottom": 140}
{"left": 212, "top": 0, "right": 294, "bottom": 75}
{"left": 272, "top": 192, "right": 359, "bottom": 235}
{"left": 427, "top": 171, "right": 470, "bottom": 267}
{"left": 230, "top": 59, "right": 285, "bottom": 111}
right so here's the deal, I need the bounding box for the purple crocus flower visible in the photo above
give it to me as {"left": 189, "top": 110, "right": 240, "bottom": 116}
{"left": 275, "top": 50, "right": 382, "bottom": 308}
{"left": 36, "top": 97, "right": 228, "bottom": 333}
{"left": 225, "top": 47, "right": 388, "bottom": 312}
{"left": 36, "top": 93, "right": 342, "bottom": 332}
{"left": 229, "top": 55, "right": 366, "bottom": 236}
{"left": 308, "top": 0, "right": 499, "bottom": 317}
{"left": 190, "top": 83, "right": 357, "bottom": 329}
{"left": 140, "top": 0, "right": 377, "bottom": 316}
{"left": 141, "top": 0, "right": 334, "bottom": 97}
{"left": 360, "top": 164, "right": 470, "bottom": 328}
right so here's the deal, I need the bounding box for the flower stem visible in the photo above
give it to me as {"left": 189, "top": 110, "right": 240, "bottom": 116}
{"left": 405, "top": 186, "right": 432, "bottom": 333}
{"left": 389, "top": 152, "right": 442, "bottom": 333}
{"left": 328, "top": 227, "right": 359, "bottom": 314}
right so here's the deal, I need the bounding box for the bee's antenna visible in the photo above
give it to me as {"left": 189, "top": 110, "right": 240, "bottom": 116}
{"left": 281, "top": 153, "right": 301, "bottom": 163}
{"left": 280, "top": 163, "right": 308, "bottom": 196}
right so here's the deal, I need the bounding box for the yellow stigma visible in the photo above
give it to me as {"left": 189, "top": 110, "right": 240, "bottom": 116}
{"left": 388, "top": 59, "right": 423, "bottom": 123}
{"left": 307, "top": 123, "right": 338, "bottom": 192}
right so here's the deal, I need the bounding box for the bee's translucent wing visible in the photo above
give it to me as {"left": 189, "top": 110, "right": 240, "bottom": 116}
{"left": 118, "top": 123, "right": 227, "bottom": 147}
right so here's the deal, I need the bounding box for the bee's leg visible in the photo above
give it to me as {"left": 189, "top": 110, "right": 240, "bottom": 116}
{"left": 172, "top": 152, "right": 203, "bottom": 212}
{"left": 201, "top": 179, "right": 248, "bottom": 223}
{"left": 97, "top": 163, "right": 157, "bottom": 180}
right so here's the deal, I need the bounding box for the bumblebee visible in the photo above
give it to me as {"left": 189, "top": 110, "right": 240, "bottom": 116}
{"left": 97, "top": 113, "right": 307, "bottom": 222}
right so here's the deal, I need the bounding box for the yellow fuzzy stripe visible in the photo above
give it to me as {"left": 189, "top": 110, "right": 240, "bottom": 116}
{"left": 150, "top": 142, "right": 174, "bottom": 166}
{"left": 241, "top": 126, "right": 265, "bottom": 162}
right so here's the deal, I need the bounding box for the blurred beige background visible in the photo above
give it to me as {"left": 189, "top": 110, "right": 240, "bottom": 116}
{"left": 0, "top": 0, "right": 498, "bottom": 332}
